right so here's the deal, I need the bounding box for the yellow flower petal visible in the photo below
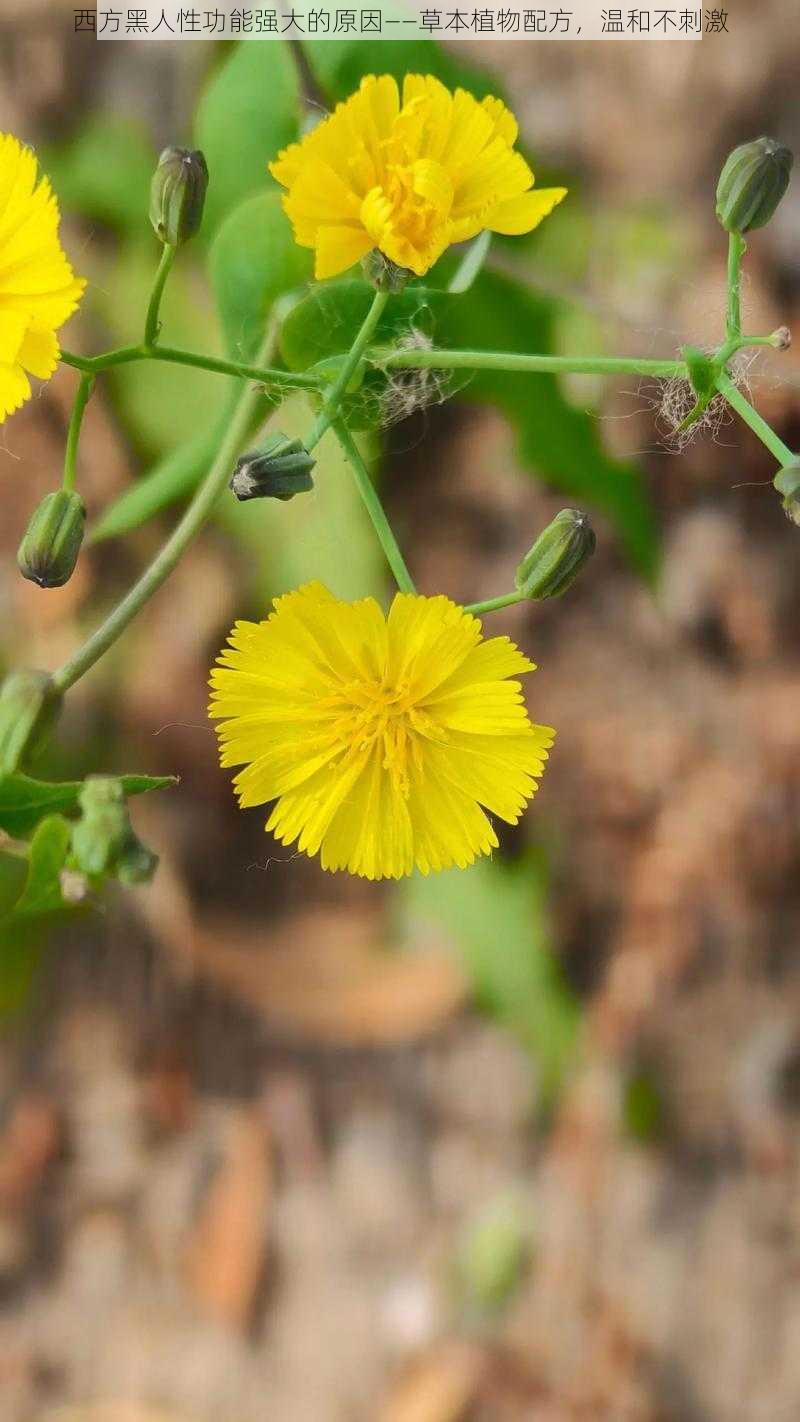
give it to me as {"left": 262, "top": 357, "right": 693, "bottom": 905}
{"left": 210, "top": 585, "right": 554, "bottom": 881}
{"left": 0, "top": 132, "right": 85, "bottom": 424}
{"left": 487, "top": 187, "right": 568, "bottom": 235}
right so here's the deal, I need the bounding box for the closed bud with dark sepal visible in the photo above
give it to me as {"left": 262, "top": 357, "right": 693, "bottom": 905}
{"left": 361, "top": 249, "right": 412, "bottom": 294}
{"left": 716, "top": 137, "right": 793, "bottom": 234}
{"left": 0, "top": 670, "right": 62, "bottom": 774}
{"left": 150, "top": 146, "right": 208, "bottom": 247}
{"left": 774, "top": 459, "right": 800, "bottom": 527}
{"left": 230, "top": 433, "right": 315, "bottom": 502}
{"left": 514, "top": 509, "right": 596, "bottom": 600}
{"left": 17, "top": 490, "right": 86, "bottom": 589}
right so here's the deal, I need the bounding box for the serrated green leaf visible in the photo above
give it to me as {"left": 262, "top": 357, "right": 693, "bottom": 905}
{"left": 0, "top": 773, "right": 176, "bottom": 840}
{"left": 209, "top": 190, "right": 312, "bottom": 359}
{"left": 194, "top": 41, "right": 301, "bottom": 237}
{"left": 435, "top": 269, "right": 659, "bottom": 580}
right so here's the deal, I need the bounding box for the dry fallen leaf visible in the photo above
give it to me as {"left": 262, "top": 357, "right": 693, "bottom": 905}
{"left": 196, "top": 908, "right": 468, "bottom": 1048}
{"left": 183, "top": 1105, "right": 272, "bottom": 1332}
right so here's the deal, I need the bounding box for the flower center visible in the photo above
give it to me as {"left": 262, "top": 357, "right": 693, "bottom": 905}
{"left": 323, "top": 676, "right": 441, "bottom": 798}
{"left": 384, "top": 164, "right": 442, "bottom": 253}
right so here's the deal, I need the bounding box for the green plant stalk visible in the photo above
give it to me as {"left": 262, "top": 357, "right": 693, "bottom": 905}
{"left": 726, "top": 230, "right": 746, "bottom": 343}
{"left": 59, "top": 343, "right": 318, "bottom": 391}
{"left": 305, "top": 289, "right": 390, "bottom": 452}
{"left": 144, "top": 243, "right": 176, "bottom": 347}
{"left": 377, "top": 348, "right": 686, "bottom": 378}
{"left": 62, "top": 372, "right": 94, "bottom": 493}
{"left": 333, "top": 421, "right": 416, "bottom": 595}
{"left": 51, "top": 330, "right": 273, "bottom": 695}
{"left": 716, "top": 370, "right": 795, "bottom": 466}
{"left": 464, "top": 590, "right": 525, "bottom": 616}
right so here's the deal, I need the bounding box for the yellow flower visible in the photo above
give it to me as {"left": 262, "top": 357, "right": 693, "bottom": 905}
{"left": 269, "top": 74, "right": 567, "bottom": 280}
{"left": 209, "top": 582, "right": 554, "bottom": 880}
{"left": 0, "top": 132, "right": 86, "bottom": 424}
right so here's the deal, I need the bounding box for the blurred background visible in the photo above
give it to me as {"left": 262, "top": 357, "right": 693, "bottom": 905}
{"left": 2, "top": 9, "right": 800, "bottom": 1419}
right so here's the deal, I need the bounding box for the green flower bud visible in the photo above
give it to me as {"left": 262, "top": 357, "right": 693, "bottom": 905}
{"left": 361, "top": 249, "right": 412, "bottom": 294}
{"left": 230, "top": 434, "right": 315, "bottom": 502}
{"left": 0, "top": 670, "right": 62, "bottom": 774}
{"left": 72, "top": 776, "right": 128, "bottom": 877}
{"left": 150, "top": 146, "right": 208, "bottom": 247}
{"left": 515, "top": 509, "right": 596, "bottom": 600}
{"left": 71, "top": 776, "right": 159, "bottom": 884}
{"left": 774, "top": 459, "right": 800, "bottom": 527}
{"left": 716, "top": 137, "right": 793, "bottom": 234}
{"left": 17, "top": 490, "right": 86, "bottom": 589}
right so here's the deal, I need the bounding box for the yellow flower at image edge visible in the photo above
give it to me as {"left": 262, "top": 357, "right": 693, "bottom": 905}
{"left": 210, "top": 583, "right": 555, "bottom": 881}
{"left": 0, "top": 133, "right": 85, "bottom": 423}
{"left": 270, "top": 74, "right": 567, "bottom": 279}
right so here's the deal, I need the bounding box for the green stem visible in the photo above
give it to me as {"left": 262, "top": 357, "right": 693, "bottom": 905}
{"left": 306, "top": 290, "right": 389, "bottom": 452}
{"left": 716, "top": 371, "right": 794, "bottom": 466}
{"left": 144, "top": 243, "right": 176, "bottom": 347}
{"left": 464, "top": 590, "right": 525, "bottom": 616}
{"left": 52, "top": 330, "right": 273, "bottom": 695}
{"left": 333, "top": 421, "right": 416, "bottom": 595}
{"left": 62, "top": 372, "right": 94, "bottom": 493}
{"left": 376, "top": 348, "right": 686, "bottom": 379}
{"left": 59, "top": 343, "right": 318, "bottom": 391}
{"left": 726, "top": 231, "right": 746, "bottom": 343}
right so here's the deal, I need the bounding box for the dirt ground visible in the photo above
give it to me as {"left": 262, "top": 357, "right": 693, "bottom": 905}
{"left": 2, "top": 15, "right": 800, "bottom": 1421}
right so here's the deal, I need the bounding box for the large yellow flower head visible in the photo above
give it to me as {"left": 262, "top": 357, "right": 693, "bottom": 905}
{"left": 210, "top": 582, "right": 554, "bottom": 880}
{"left": 0, "top": 133, "right": 85, "bottom": 424}
{"left": 269, "top": 74, "right": 567, "bottom": 280}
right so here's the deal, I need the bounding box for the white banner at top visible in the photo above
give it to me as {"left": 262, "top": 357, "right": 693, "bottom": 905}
{"left": 81, "top": 0, "right": 726, "bottom": 39}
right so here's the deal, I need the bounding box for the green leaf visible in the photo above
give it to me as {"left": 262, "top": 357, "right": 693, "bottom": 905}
{"left": 0, "top": 773, "right": 176, "bottom": 840}
{"left": 302, "top": 37, "right": 503, "bottom": 105}
{"left": 280, "top": 278, "right": 440, "bottom": 371}
{"left": 209, "top": 190, "right": 312, "bottom": 359}
{"left": 9, "top": 817, "right": 71, "bottom": 919}
{"left": 0, "top": 817, "right": 73, "bottom": 1015}
{"left": 435, "top": 269, "right": 659, "bottom": 580}
{"left": 89, "top": 406, "right": 233, "bottom": 544}
{"left": 0, "top": 851, "right": 27, "bottom": 917}
{"left": 398, "top": 853, "right": 579, "bottom": 1099}
{"left": 43, "top": 114, "right": 154, "bottom": 236}
{"left": 280, "top": 277, "right": 442, "bottom": 430}
{"left": 194, "top": 41, "right": 301, "bottom": 237}
{"left": 447, "top": 231, "right": 492, "bottom": 294}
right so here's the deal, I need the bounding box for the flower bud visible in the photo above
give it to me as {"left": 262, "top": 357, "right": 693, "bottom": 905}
{"left": 0, "top": 669, "right": 62, "bottom": 774}
{"left": 71, "top": 776, "right": 159, "bottom": 884}
{"left": 230, "top": 434, "right": 315, "bottom": 502}
{"left": 774, "top": 459, "right": 800, "bottom": 527}
{"left": 361, "top": 249, "right": 412, "bottom": 294}
{"left": 71, "top": 776, "right": 128, "bottom": 877}
{"left": 716, "top": 137, "right": 793, "bottom": 234}
{"left": 150, "top": 146, "right": 208, "bottom": 247}
{"left": 514, "top": 509, "right": 596, "bottom": 600}
{"left": 17, "top": 490, "right": 86, "bottom": 589}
